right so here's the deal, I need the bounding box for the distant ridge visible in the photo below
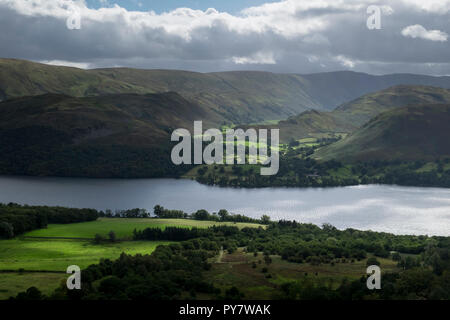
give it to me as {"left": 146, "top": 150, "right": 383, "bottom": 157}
{"left": 2, "top": 58, "right": 450, "bottom": 124}
{"left": 246, "top": 85, "right": 450, "bottom": 142}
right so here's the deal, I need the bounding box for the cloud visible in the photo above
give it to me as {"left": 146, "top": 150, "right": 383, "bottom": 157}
{"left": 39, "top": 59, "right": 91, "bottom": 69}
{"left": 401, "top": 0, "right": 450, "bottom": 14}
{"left": 0, "top": 0, "right": 450, "bottom": 74}
{"left": 335, "top": 55, "right": 357, "bottom": 68}
{"left": 231, "top": 51, "right": 276, "bottom": 65}
{"left": 401, "top": 24, "right": 448, "bottom": 42}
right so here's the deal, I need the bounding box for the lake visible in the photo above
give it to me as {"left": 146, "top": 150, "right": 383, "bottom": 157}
{"left": 0, "top": 176, "right": 449, "bottom": 236}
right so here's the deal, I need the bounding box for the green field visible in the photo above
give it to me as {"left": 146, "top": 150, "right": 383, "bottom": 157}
{"left": 0, "top": 272, "right": 67, "bottom": 300}
{"left": 24, "top": 218, "right": 264, "bottom": 239}
{"left": 0, "top": 239, "right": 169, "bottom": 271}
{"left": 0, "top": 218, "right": 264, "bottom": 299}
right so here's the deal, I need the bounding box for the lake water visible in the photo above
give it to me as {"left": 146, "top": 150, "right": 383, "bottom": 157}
{"left": 0, "top": 176, "right": 449, "bottom": 236}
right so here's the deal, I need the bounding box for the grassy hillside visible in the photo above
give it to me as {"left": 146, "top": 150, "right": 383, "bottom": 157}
{"left": 3, "top": 58, "right": 450, "bottom": 124}
{"left": 0, "top": 59, "right": 320, "bottom": 123}
{"left": 244, "top": 109, "right": 356, "bottom": 143}
{"left": 314, "top": 104, "right": 450, "bottom": 162}
{"left": 333, "top": 85, "right": 450, "bottom": 126}
{"left": 301, "top": 71, "right": 450, "bottom": 109}
{"left": 248, "top": 85, "right": 450, "bottom": 143}
{"left": 0, "top": 58, "right": 149, "bottom": 99}
{"left": 92, "top": 69, "right": 321, "bottom": 123}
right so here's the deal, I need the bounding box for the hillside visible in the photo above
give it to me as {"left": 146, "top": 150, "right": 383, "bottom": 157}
{"left": 0, "top": 92, "right": 216, "bottom": 177}
{"left": 314, "top": 104, "right": 450, "bottom": 162}
{"left": 333, "top": 85, "right": 450, "bottom": 126}
{"left": 3, "top": 59, "right": 450, "bottom": 124}
{"left": 300, "top": 71, "right": 450, "bottom": 109}
{"left": 244, "top": 110, "right": 357, "bottom": 143}
{"left": 91, "top": 68, "right": 321, "bottom": 123}
{"left": 0, "top": 59, "right": 319, "bottom": 123}
{"left": 248, "top": 85, "right": 450, "bottom": 143}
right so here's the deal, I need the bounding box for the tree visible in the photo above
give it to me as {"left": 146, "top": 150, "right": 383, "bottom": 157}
{"left": 366, "top": 257, "right": 380, "bottom": 266}
{"left": 193, "top": 209, "right": 209, "bottom": 220}
{"left": 224, "top": 286, "right": 244, "bottom": 300}
{"left": 94, "top": 233, "right": 104, "bottom": 244}
{"left": 153, "top": 205, "right": 163, "bottom": 218}
{"left": 15, "top": 287, "right": 44, "bottom": 300}
{"left": 109, "top": 230, "right": 117, "bottom": 243}
{"left": 261, "top": 215, "right": 271, "bottom": 224}
{"left": 218, "top": 209, "right": 229, "bottom": 221}
{"left": 0, "top": 221, "right": 14, "bottom": 239}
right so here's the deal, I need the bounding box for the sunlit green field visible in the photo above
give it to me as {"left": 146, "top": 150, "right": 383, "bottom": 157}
{"left": 0, "top": 239, "right": 169, "bottom": 271}
{"left": 24, "top": 218, "right": 264, "bottom": 239}
{"left": 0, "top": 218, "right": 264, "bottom": 299}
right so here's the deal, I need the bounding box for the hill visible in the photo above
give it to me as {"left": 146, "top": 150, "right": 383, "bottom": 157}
{"left": 3, "top": 59, "right": 450, "bottom": 124}
{"left": 244, "top": 109, "right": 357, "bottom": 143}
{"left": 300, "top": 71, "right": 450, "bottom": 109}
{"left": 249, "top": 85, "right": 450, "bottom": 143}
{"left": 313, "top": 104, "right": 450, "bottom": 162}
{"left": 333, "top": 85, "right": 450, "bottom": 126}
{"left": 0, "top": 59, "right": 319, "bottom": 123}
{"left": 0, "top": 92, "right": 216, "bottom": 177}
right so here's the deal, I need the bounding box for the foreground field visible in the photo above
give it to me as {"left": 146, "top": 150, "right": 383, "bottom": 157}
{"left": 24, "top": 218, "right": 264, "bottom": 239}
{"left": 0, "top": 218, "right": 264, "bottom": 299}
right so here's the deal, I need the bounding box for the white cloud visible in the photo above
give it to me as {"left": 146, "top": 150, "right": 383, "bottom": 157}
{"left": 231, "top": 51, "right": 276, "bottom": 65}
{"left": 0, "top": 0, "right": 450, "bottom": 74}
{"left": 0, "top": 0, "right": 329, "bottom": 40}
{"left": 401, "top": 0, "right": 450, "bottom": 14}
{"left": 335, "top": 55, "right": 357, "bottom": 68}
{"left": 39, "top": 60, "right": 91, "bottom": 69}
{"left": 401, "top": 24, "right": 448, "bottom": 42}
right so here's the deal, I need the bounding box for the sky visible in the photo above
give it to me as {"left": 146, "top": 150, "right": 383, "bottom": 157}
{"left": 1, "top": 0, "right": 450, "bottom": 75}
{"left": 84, "top": 1, "right": 280, "bottom": 14}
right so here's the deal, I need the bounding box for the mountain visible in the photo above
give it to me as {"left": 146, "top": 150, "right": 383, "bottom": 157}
{"left": 313, "top": 104, "right": 450, "bottom": 162}
{"left": 0, "top": 59, "right": 319, "bottom": 123}
{"left": 3, "top": 58, "right": 450, "bottom": 124}
{"left": 250, "top": 85, "right": 450, "bottom": 143}
{"left": 300, "top": 71, "right": 450, "bottom": 109}
{"left": 333, "top": 85, "right": 450, "bottom": 126}
{"left": 0, "top": 92, "right": 215, "bottom": 178}
{"left": 0, "top": 58, "right": 150, "bottom": 100}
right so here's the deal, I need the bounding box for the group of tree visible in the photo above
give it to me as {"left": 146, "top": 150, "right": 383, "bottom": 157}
{"left": 196, "top": 156, "right": 450, "bottom": 189}
{"left": 153, "top": 206, "right": 270, "bottom": 224}
{"left": 14, "top": 217, "right": 450, "bottom": 300}
{"left": 0, "top": 203, "right": 99, "bottom": 239}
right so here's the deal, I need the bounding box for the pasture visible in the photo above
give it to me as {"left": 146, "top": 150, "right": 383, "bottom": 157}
{"left": 0, "top": 272, "right": 67, "bottom": 300}
{"left": 0, "top": 217, "right": 264, "bottom": 299}
{"left": 24, "top": 218, "right": 264, "bottom": 239}
{"left": 0, "top": 239, "right": 169, "bottom": 271}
